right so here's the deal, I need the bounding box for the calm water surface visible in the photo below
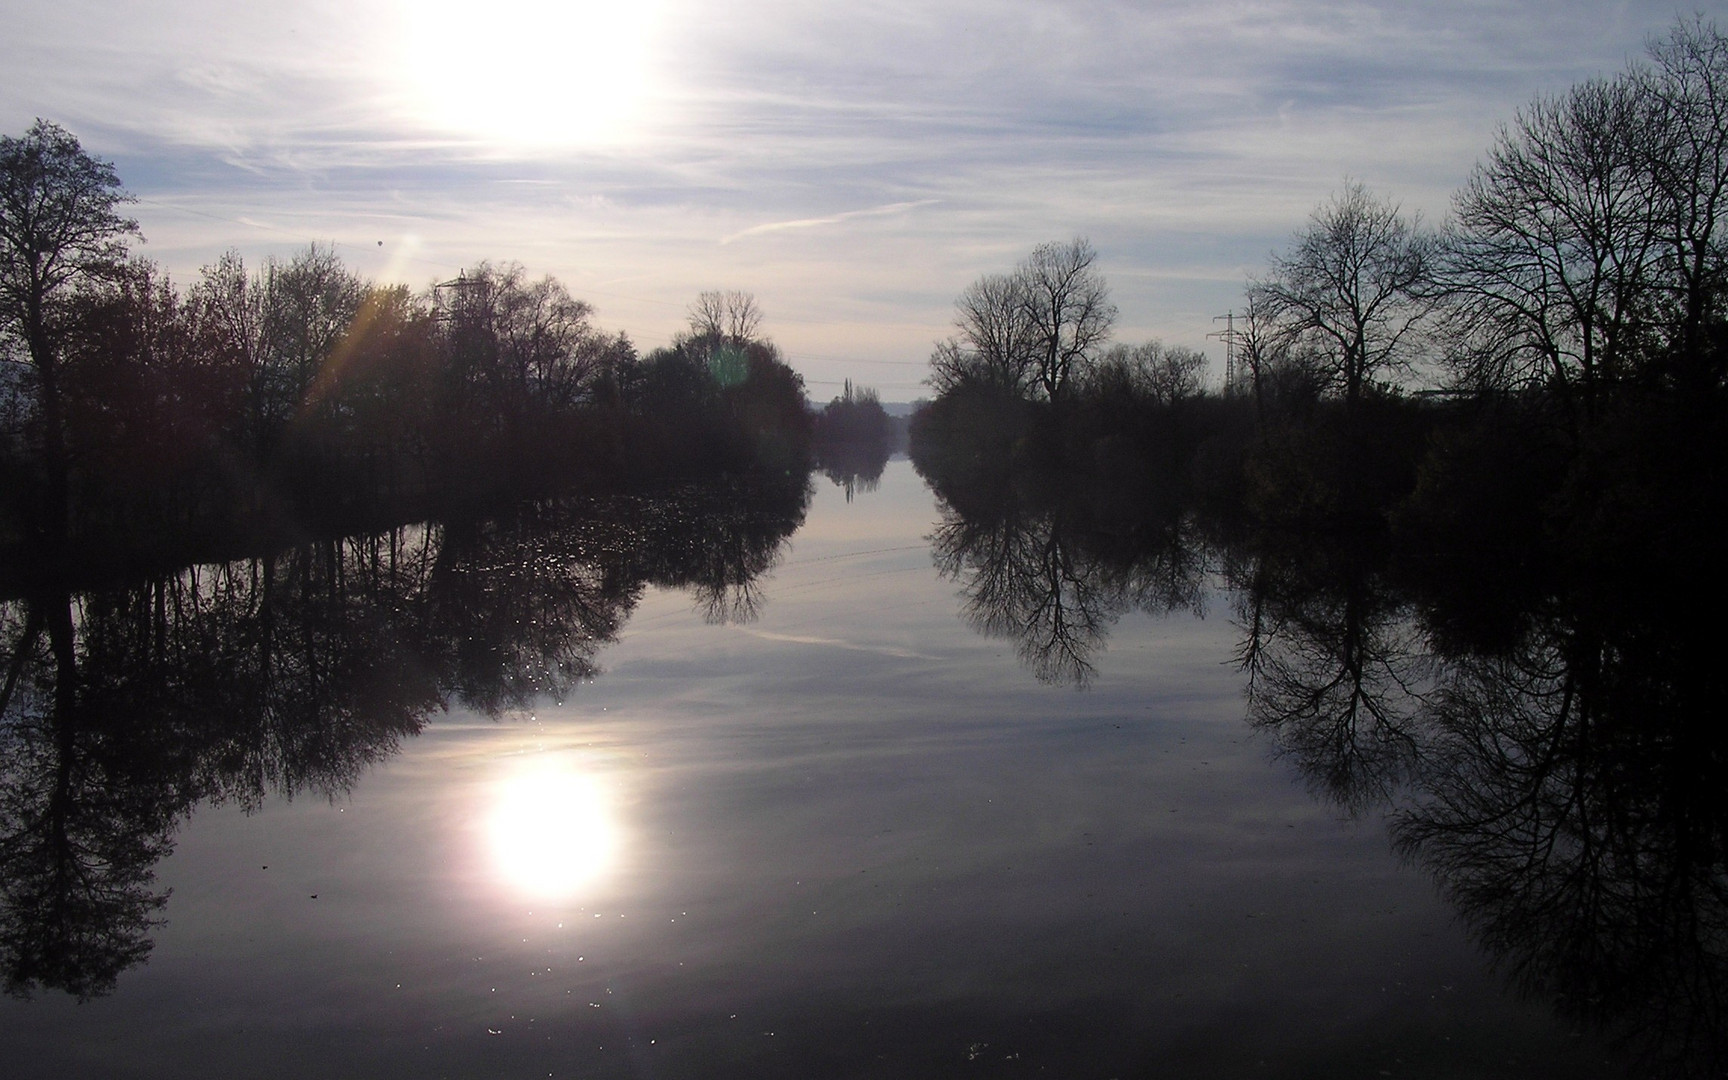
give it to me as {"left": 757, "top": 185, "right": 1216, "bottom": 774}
{"left": 2, "top": 460, "right": 1635, "bottom": 1077}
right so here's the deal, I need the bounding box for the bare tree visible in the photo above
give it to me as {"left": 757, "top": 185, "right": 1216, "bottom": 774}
{"left": 1018, "top": 237, "right": 1116, "bottom": 400}
{"left": 1090, "top": 340, "right": 1208, "bottom": 407}
{"left": 686, "top": 289, "right": 762, "bottom": 344}
{"left": 958, "top": 272, "right": 1039, "bottom": 393}
{"left": 1236, "top": 290, "right": 1282, "bottom": 427}
{"left": 191, "top": 251, "right": 270, "bottom": 451}
{"left": 1638, "top": 17, "right": 1728, "bottom": 391}
{"left": 261, "top": 245, "right": 364, "bottom": 425}
{"left": 435, "top": 262, "right": 611, "bottom": 422}
{"left": 1441, "top": 78, "right": 1660, "bottom": 419}
{"left": 1440, "top": 18, "right": 1728, "bottom": 415}
{"left": 928, "top": 272, "right": 1037, "bottom": 396}
{"left": 928, "top": 238, "right": 1115, "bottom": 400}
{"left": 1252, "top": 182, "right": 1435, "bottom": 410}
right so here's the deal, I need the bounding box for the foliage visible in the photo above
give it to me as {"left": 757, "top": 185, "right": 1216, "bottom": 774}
{"left": 0, "top": 187, "right": 815, "bottom": 575}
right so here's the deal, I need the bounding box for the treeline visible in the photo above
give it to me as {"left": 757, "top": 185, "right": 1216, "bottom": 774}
{"left": 811, "top": 378, "right": 895, "bottom": 499}
{"left": 0, "top": 130, "right": 816, "bottom": 579}
{"left": 914, "top": 16, "right": 1728, "bottom": 577}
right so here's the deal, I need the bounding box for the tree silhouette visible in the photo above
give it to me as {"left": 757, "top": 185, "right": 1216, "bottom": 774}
{"left": 0, "top": 120, "right": 138, "bottom": 542}
{"left": 1250, "top": 182, "right": 1435, "bottom": 411}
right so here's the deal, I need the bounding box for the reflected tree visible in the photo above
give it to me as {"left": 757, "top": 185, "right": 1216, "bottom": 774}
{"left": 1232, "top": 513, "right": 1728, "bottom": 1073}
{"left": 0, "top": 470, "right": 810, "bottom": 998}
{"left": 0, "top": 595, "right": 174, "bottom": 1001}
{"left": 1230, "top": 539, "right": 1430, "bottom": 812}
{"left": 933, "top": 502, "right": 1119, "bottom": 686}
{"left": 1393, "top": 604, "right": 1728, "bottom": 1077}
{"left": 813, "top": 380, "right": 892, "bottom": 502}
{"left": 930, "top": 483, "right": 1206, "bottom": 687}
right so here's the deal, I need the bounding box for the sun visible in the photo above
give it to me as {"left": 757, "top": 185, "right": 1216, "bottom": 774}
{"left": 396, "top": 0, "right": 660, "bottom": 149}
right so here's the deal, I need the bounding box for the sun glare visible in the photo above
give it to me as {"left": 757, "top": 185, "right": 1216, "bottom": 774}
{"left": 398, "top": 0, "right": 659, "bottom": 148}
{"left": 487, "top": 760, "right": 619, "bottom": 899}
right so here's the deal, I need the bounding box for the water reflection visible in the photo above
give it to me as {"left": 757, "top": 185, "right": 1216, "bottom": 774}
{"left": 1230, "top": 537, "right": 1430, "bottom": 813}
{"left": 1394, "top": 598, "right": 1728, "bottom": 1077}
{"left": 0, "top": 472, "right": 809, "bottom": 999}
{"left": 487, "top": 758, "right": 619, "bottom": 900}
{"left": 920, "top": 454, "right": 1728, "bottom": 1073}
{"left": 813, "top": 440, "right": 889, "bottom": 503}
{"left": 924, "top": 472, "right": 1206, "bottom": 686}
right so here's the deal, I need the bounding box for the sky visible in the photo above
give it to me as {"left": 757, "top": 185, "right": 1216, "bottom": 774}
{"left": 0, "top": 0, "right": 1708, "bottom": 399}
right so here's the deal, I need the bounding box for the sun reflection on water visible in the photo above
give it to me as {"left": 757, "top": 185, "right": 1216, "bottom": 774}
{"left": 487, "top": 759, "right": 619, "bottom": 899}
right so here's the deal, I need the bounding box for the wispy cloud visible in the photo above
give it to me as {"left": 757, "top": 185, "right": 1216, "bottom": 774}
{"left": 720, "top": 199, "right": 940, "bottom": 244}
{"left": 737, "top": 628, "right": 943, "bottom": 662}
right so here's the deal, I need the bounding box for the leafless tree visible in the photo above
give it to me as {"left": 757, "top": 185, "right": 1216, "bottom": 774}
{"left": 435, "top": 262, "right": 611, "bottom": 420}
{"left": 1437, "top": 19, "right": 1728, "bottom": 416}
{"left": 1018, "top": 237, "right": 1116, "bottom": 400}
{"left": 189, "top": 245, "right": 364, "bottom": 447}
{"left": 262, "top": 245, "right": 364, "bottom": 421}
{"left": 191, "top": 251, "right": 269, "bottom": 449}
{"left": 1637, "top": 17, "right": 1728, "bottom": 391}
{"left": 1251, "top": 182, "right": 1436, "bottom": 410}
{"left": 1089, "top": 340, "right": 1208, "bottom": 407}
{"left": 1441, "top": 78, "right": 1660, "bottom": 418}
{"left": 686, "top": 289, "right": 762, "bottom": 344}
{"left": 928, "top": 238, "right": 1115, "bottom": 400}
{"left": 957, "top": 271, "right": 1039, "bottom": 393}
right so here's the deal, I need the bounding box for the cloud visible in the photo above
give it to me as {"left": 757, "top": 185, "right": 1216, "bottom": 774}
{"left": 0, "top": 0, "right": 1701, "bottom": 389}
{"left": 720, "top": 199, "right": 940, "bottom": 244}
{"left": 736, "top": 628, "right": 944, "bottom": 662}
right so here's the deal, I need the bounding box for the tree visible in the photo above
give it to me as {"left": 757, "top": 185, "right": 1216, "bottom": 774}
{"left": 686, "top": 289, "right": 762, "bottom": 344}
{"left": 928, "top": 238, "right": 1115, "bottom": 401}
{"left": 59, "top": 259, "right": 240, "bottom": 501}
{"left": 191, "top": 250, "right": 270, "bottom": 454}
{"left": 1442, "top": 79, "right": 1659, "bottom": 419}
{"left": 1089, "top": 340, "right": 1208, "bottom": 408}
{"left": 259, "top": 244, "right": 363, "bottom": 432}
{"left": 0, "top": 120, "right": 138, "bottom": 536}
{"left": 1018, "top": 237, "right": 1116, "bottom": 400}
{"left": 933, "top": 272, "right": 1039, "bottom": 395}
{"left": 1439, "top": 19, "right": 1728, "bottom": 418}
{"left": 435, "top": 262, "right": 611, "bottom": 430}
{"left": 1634, "top": 17, "right": 1728, "bottom": 393}
{"left": 1251, "top": 182, "right": 1435, "bottom": 410}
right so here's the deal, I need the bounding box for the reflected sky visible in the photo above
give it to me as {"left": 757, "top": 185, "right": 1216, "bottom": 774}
{"left": 0, "top": 461, "right": 1632, "bottom": 1078}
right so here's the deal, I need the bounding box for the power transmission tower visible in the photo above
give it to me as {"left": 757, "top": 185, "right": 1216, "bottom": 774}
{"left": 1209, "top": 312, "right": 1239, "bottom": 395}
{"left": 432, "top": 271, "right": 484, "bottom": 323}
